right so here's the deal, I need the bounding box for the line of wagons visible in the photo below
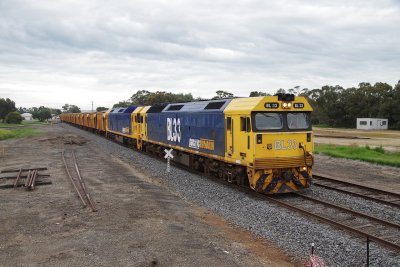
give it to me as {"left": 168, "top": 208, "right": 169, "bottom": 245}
{"left": 60, "top": 94, "right": 314, "bottom": 194}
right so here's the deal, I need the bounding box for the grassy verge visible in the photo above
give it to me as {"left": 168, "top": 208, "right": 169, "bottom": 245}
{"left": 0, "top": 121, "right": 48, "bottom": 128}
{"left": 314, "top": 144, "right": 400, "bottom": 167}
{"left": 0, "top": 128, "right": 41, "bottom": 140}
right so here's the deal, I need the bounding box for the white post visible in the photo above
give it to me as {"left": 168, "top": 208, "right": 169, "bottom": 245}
{"left": 164, "top": 148, "right": 174, "bottom": 173}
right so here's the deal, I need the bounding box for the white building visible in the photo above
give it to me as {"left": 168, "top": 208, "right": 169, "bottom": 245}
{"left": 356, "top": 118, "right": 388, "bottom": 130}
{"left": 21, "top": 113, "right": 33, "bottom": 121}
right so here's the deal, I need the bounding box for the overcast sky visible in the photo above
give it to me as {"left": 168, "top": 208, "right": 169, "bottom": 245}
{"left": 1, "top": 0, "right": 399, "bottom": 110}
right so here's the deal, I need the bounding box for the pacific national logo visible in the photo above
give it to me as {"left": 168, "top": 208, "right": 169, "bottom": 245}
{"left": 189, "top": 138, "right": 215, "bottom": 151}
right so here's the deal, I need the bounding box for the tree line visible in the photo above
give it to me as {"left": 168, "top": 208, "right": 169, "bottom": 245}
{"left": 2, "top": 80, "right": 399, "bottom": 128}
{"left": 0, "top": 98, "right": 62, "bottom": 123}
{"left": 301, "top": 81, "right": 400, "bottom": 129}
{"left": 113, "top": 82, "right": 400, "bottom": 129}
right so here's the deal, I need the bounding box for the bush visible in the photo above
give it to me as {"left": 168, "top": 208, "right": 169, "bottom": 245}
{"left": 5, "top": 111, "right": 23, "bottom": 124}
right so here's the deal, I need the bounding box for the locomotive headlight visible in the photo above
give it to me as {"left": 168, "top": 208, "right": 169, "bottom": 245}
{"left": 302, "top": 167, "right": 307, "bottom": 171}
{"left": 287, "top": 102, "right": 292, "bottom": 108}
{"left": 282, "top": 102, "right": 288, "bottom": 108}
{"left": 256, "top": 134, "right": 262, "bottom": 144}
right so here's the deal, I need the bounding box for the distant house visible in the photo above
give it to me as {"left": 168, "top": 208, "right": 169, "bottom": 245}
{"left": 21, "top": 113, "right": 33, "bottom": 121}
{"left": 356, "top": 118, "right": 388, "bottom": 130}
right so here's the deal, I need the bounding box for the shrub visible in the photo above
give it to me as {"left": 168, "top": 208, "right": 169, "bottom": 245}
{"left": 5, "top": 111, "right": 23, "bottom": 124}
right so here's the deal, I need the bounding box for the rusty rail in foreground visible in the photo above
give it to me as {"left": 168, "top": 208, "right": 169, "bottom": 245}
{"left": 62, "top": 150, "right": 87, "bottom": 208}
{"left": 62, "top": 149, "right": 97, "bottom": 212}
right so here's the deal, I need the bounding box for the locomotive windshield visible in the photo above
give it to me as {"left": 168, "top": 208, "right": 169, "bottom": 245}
{"left": 253, "top": 112, "right": 311, "bottom": 132}
{"left": 254, "top": 113, "right": 283, "bottom": 130}
{"left": 287, "top": 112, "right": 310, "bottom": 129}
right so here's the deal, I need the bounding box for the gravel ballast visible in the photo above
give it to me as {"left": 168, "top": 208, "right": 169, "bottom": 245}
{"left": 63, "top": 124, "right": 400, "bottom": 266}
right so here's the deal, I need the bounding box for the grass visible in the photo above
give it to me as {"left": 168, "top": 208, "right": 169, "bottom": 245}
{"left": 0, "top": 121, "right": 48, "bottom": 128}
{"left": 0, "top": 128, "right": 41, "bottom": 140}
{"left": 314, "top": 144, "right": 400, "bottom": 167}
{"left": 313, "top": 124, "right": 331, "bottom": 128}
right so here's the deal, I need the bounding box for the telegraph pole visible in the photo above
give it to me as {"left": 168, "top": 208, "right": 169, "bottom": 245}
{"left": 91, "top": 101, "right": 94, "bottom": 112}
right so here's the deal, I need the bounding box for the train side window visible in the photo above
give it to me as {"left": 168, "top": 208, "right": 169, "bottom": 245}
{"left": 246, "top": 117, "right": 251, "bottom": 132}
{"left": 240, "top": 117, "right": 246, "bottom": 131}
{"left": 227, "top": 117, "right": 232, "bottom": 131}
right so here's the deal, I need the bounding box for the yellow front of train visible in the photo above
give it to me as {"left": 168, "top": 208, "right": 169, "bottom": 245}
{"left": 247, "top": 94, "right": 314, "bottom": 193}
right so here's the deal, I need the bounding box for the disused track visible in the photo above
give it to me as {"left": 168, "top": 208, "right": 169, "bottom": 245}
{"left": 312, "top": 175, "right": 400, "bottom": 208}
{"left": 61, "top": 149, "right": 97, "bottom": 212}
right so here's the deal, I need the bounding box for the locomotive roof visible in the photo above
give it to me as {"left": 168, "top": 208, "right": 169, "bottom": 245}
{"left": 109, "top": 106, "right": 138, "bottom": 114}
{"left": 224, "top": 95, "right": 313, "bottom": 114}
{"left": 162, "top": 99, "right": 232, "bottom": 113}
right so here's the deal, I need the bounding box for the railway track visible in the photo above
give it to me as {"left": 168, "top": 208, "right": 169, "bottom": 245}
{"left": 312, "top": 175, "right": 400, "bottom": 208}
{"left": 266, "top": 193, "right": 400, "bottom": 252}
{"left": 63, "top": 124, "right": 400, "bottom": 252}
{"left": 62, "top": 149, "right": 97, "bottom": 212}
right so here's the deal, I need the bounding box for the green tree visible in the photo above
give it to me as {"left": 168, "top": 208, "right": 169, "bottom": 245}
{"left": 51, "top": 108, "right": 62, "bottom": 115}
{"left": 113, "top": 101, "right": 132, "bottom": 108}
{"left": 62, "top": 104, "right": 81, "bottom": 113}
{"left": 18, "top": 107, "right": 29, "bottom": 114}
{"left": 115, "top": 90, "right": 194, "bottom": 107}
{"left": 96, "top": 106, "right": 108, "bottom": 112}
{"left": 5, "top": 111, "right": 23, "bottom": 124}
{"left": 249, "top": 91, "right": 268, "bottom": 97}
{"left": 62, "top": 104, "right": 69, "bottom": 112}
{"left": 274, "top": 88, "right": 286, "bottom": 95}
{"left": 212, "top": 90, "right": 234, "bottom": 99}
{"left": 0, "top": 98, "right": 17, "bottom": 122}
{"left": 32, "top": 106, "right": 52, "bottom": 122}
{"left": 130, "top": 90, "right": 151, "bottom": 105}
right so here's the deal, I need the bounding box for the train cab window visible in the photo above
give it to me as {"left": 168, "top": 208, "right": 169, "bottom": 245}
{"left": 227, "top": 117, "right": 232, "bottom": 131}
{"left": 254, "top": 113, "right": 283, "bottom": 130}
{"left": 287, "top": 113, "right": 310, "bottom": 129}
{"left": 241, "top": 117, "right": 251, "bottom": 132}
{"left": 240, "top": 117, "right": 246, "bottom": 131}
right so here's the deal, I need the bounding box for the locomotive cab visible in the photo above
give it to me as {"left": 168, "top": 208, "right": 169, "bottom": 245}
{"left": 224, "top": 94, "right": 313, "bottom": 193}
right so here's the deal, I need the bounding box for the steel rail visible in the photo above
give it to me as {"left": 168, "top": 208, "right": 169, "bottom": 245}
{"left": 13, "top": 168, "right": 22, "bottom": 188}
{"left": 1, "top": 167, "right": 47, "bottom": 173}
{"left": 264, "top": 195, "right": 400, "bottom": 252}
{"left": 61, "top": 150, "right": 87, "bottom": 208}
{"left": 72, "top": 150, "right": 97, "bottom": 212}
{"left": 313, "top": 175, "right": 400, "bottom": 208}
{"left": 166, "top": 158, "right": 400, "bottom": 252}
{"left": 63, "top": 122, "right": 400, "bottom": 250}
{"left": 0, "top": 181, "right": 52, "bottom": 189}
{"left": 294, "top": 193, "right": 400, "bottom": 229}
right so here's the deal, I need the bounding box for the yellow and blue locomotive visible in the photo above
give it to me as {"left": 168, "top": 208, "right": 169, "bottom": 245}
{"left": 60, "top": 93, "right": 313, "bottom": 194}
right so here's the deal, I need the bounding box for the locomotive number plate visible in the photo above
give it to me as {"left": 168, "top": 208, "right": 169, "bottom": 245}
{"left": 264, "top": 102, "right": 279, "bottom": 109}
{"left": 293, "top": 103, "right": 304, "bottom": 108}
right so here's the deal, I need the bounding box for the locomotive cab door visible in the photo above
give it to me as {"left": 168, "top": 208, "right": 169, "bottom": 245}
{"left": 226, "top": 117, "right": 233, "bottom": 156}
{"left": 237, "top": 116, "right": 252, "bottom": 162}
{"left": 136, "top": 114, "right": 143, "bottom": 150}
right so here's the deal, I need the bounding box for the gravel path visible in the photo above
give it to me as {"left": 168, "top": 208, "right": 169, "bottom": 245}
{"left": 63, "top": 124, "right": 400, "bottom": 266}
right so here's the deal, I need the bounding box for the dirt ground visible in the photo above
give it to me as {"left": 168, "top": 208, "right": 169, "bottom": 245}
{"left": 1, "top": 124, "right": 399, "bottom": 267}
{"left": 314, "top": 127, "right": 400, "bottom": 152}
{"left": 0, "top": 124, "right": 292, "bottom": 267}
{"left": 313, "top": 127, "right": 400, "bottom": 193}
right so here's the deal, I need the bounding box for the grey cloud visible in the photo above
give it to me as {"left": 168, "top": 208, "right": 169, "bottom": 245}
{"left": 0, "top": 0, "right": 399, "bottom": 109}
